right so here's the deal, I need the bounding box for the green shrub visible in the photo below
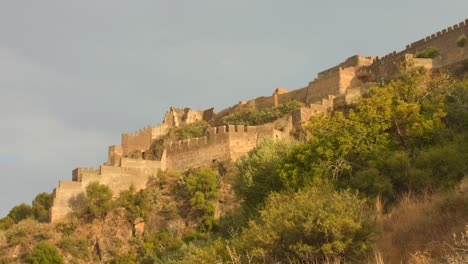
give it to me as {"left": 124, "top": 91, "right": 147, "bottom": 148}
{"left": 218, "top": 100, "right": 300, "bottom": 126}
{"left": 415, "top": 46, "right": 440, "bottom": 58}
{"left": 457, "top": 35, "right": 467, "bottom": 47}
{"left": 26, "top": 241, "right": 64, "bottom": 264}
{"left": 172, "top": 120, "right": 208, "bottom": 140}
{"left": 117, "top": 185, "right": 157, "bottom": 223}
{"left": 239, "top": 184, "right": 375, "bottom": 262}
{"left": 185, "top": 167, "right": 219, "bottom": 231}
{"left": 32, "top": 192, "right": 53, "bottom": 222}
{"left": 7, "top": 203, "right": 33, "bottom": 223}
{"left": 57, "top": 236, "right": 90, "bottom": 261}
{"left": 234, "top": 140, "right": 296, "bottom": 213}
{"left": 0, "top": 216, "right": 15, "bottom": 230}
{"left": 83, "top": 182, "right": 116, "bottom": 220}
{"left": 55, "top": 218, "right": 78, "bottom": 237}
{"left": 140, "top": 230, "right": 183, "bottom": 260}
{"left": 147, "top": 138, "right": 165, "bottom": 160}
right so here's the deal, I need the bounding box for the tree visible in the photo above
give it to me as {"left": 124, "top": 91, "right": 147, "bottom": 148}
{"left": 32, "top": 192, "right": 53, "bottom": 222}
{"left": 84, "top": 182, "right": 115, "bottom": 220}
{"left": 239, "top": 184, "right": 375, "bottom": 262}
{"left": 415, "top": 46, "right": 440, "bottom": 58}
{"left": 26, "top": 241, "right": 64, "bottom": 264}
{"left": 234, "top": 140, "right": 295, "bottom": 212}
{"left": 185, "top": 166, "right": 219, "bottom": 231}
{"left": 7, "top": 203, "right": 33, "bottom": 223}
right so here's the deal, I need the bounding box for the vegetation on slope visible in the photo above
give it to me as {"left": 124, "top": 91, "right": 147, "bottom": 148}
{"left": 0, "top": 67, "right": 467, "bottom": 263}
{"left": 217, "top": 100, "right": 301, "bottom": 126}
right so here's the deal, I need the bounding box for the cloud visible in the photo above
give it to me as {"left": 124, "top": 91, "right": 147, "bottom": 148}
{"left": 0, "top": 48, "right": 113, "bottom": 217}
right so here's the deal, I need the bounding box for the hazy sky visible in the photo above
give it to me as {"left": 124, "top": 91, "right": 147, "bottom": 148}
{"left": 0, "top": 1, "right": 467, "bottom": 217}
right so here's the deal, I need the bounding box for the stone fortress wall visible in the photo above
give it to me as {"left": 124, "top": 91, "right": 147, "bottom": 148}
{"left": 50, "top": 19, "right": 467, "bottom": 222}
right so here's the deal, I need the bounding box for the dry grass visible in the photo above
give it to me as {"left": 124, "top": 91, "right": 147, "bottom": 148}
{"left": 377, "top": 178, "right": 468, "bottom": 263}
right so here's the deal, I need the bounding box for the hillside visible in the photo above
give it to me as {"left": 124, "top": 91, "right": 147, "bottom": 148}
{"left": 0, "top": 19, "right": 467, "bottom": 263}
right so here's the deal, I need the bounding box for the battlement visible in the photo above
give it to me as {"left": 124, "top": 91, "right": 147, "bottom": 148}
{"left": 50, "top": 19, "right": 468, "bottom": 223}
{"left": 166, "top": 125, "right": 261, "bottom": 154}
{"left": 122, "top": 125, "right": 153, "bottom": 137}
{"left": 406, "top": 19, "right": 467, "bottom": 50}
{"left": 166, "top": 136, "right": 209, "bottom": 153}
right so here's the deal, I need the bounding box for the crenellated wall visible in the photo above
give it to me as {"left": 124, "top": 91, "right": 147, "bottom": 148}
{"left": 50, "top": 19, "right": 468, "bottom": 223}
{"left": 50, "top": 159, "right": 163, "bottom": 222}
{"left": 122, "top": 126, "right": 153, "bottom": 156}
{"left": 165, "top": 124, "right": 286, "bottom": 171}
{"left": 404, "top": 19, "right": 467, "bottom": 69}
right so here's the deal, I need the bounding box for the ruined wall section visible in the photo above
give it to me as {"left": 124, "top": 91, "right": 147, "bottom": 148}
{"left": 165, "top": 127, "right": 231, "bottom": 171}
{"left": 151, "top": 123, "right": 169, "bottom": 140}
{"left": 122, "top": 126, "right": 153, "bottom": 156}
{"left": 305, "top": 67, "right": 341, "bottom": 104}
{"left": 165, "top": 124, "right": 283, "bottom": 171}
{"left": 368, "top": 19, "right": 467, "bottom": 80}
{"left": 228, "top": 125, "right": 264, "bottom": 161}
{"left": 277, "top": 87, "right": 308, "bottom": 105}
{"left": 404, "top": 19, "right": 467, "bottom": 69}
{"left": 51, "top": 158, "right": 163, "bottom": 222}
{"left": 107, "top": 145, "right": 123, "bottom": 166}
{"left": 164, "top": 107, "right": 210, "bottom": 128}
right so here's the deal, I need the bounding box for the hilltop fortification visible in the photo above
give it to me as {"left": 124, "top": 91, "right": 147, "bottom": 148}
{"left": 50, "top": 19, "right": 467, "bottom": 222}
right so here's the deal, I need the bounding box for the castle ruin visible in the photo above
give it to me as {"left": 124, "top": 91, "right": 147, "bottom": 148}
{"left": 50, "top": 19, "right": 467, "bottom": 222}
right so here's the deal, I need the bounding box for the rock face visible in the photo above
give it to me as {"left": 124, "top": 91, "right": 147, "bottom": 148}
{"left": 49, "top": 19, "right": 468, "bottom": 223}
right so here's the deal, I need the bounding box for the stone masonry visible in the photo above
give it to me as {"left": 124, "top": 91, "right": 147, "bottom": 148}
{"left": 50, "top": 19, "right": 467, "bottom": 222}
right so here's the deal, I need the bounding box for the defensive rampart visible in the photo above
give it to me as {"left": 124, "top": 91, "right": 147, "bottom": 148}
{"left": 50, "top": 159, "right": 163, "bottom": 222}
{"left": 50, "top": 19, "right": 467, "bottom": 223}
{"left": 165, "top": 124, "right": 289, "bottom": 171}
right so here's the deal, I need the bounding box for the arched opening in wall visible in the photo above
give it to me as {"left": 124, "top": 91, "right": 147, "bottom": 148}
{"left": 142, "top": 151, "right": 146, "bottom": 160}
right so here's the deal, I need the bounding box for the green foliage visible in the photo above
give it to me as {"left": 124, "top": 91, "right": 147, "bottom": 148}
{"left": 32, "top": 192, "right": 53, "bottom": 222}
{"left": 234, "top": 140, "right": 296, "bottom": 213}
{"left": 117, "top": 184, "right": 162, "bottom": 224}
{"left": 83, "top": 182, "right": 116, "bottom": 220}
{"left": 172, "top": 121, "right": 208, "bottom": 140}
{"left": 185, "top": 167, "right": 219, "bottom": 231}
{"left": 0, "top": 216, "right": 15, "bottom": 230}
{"left": 218, "top": 100, "right": 300, "bottom": 126}
{"left": 26, "top": 241, "right": 64, "bottom": 264}
{"left": 7, "top": 203, "right": 34, "bottom": 223}
{"left": 239, "top": 184, "right": 375, "bottom": 262}
{"left": 146, "top": 121, "right": 208, "bottom": 160}
{"left": 55, "top": 218, "right": 78, "bottom": 237}
{"left": 445, "top": 79, "right": 468, "bottom": 130}
{"left": 408, "top": 139, "right": 467, "bottom": 191}
{"left": 457, "top": 34, "right": 467, "bottom": 48}
{"left": 57, "top": 236, "right": 90, "bottom": 261}
{"left": 139, "top": 230, "right": 184, "bottom": 262}
{"left": 147, "top": 138, "right": 165, "bottom": 160}
{"left": 415, "top": 46, "right": 440, "bottom": 58}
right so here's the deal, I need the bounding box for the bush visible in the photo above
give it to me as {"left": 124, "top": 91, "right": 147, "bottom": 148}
{"left": 0, "top": 216, "right": 15, "bottom": 230}
{"left": 218, "top": 100, "right": 300, "bottom": 126}
{"left": 26, "top": 241, "right": 64, "bottom": 264}
{"left": 234, "top": 140, "right": 295, "bottom": 213}
{"left": 83, "top": 182, "right": 116, "bottom": 220}
{"left": 7, "top": 203, "right": 33, "bottom": 223}
{"left": 57, "top": 236, "right": 90, "bottom": 261}
{"left": 172, "top": 121, "right": 208, "bottom": 140}
{"left": 147, "top": 138, "right": 165, "bottom": 160}
{"left": 239, "top": 184, "right": 375, "bottom": 262}
{"left": 185, "top": 167, "right": 219, "bottom": 231}
{"left": 415, "top": 46, "right": 440, "bottom": 58}
{"left": 457, "top": 35, "right": 467, "bottom": 48}
{"left": 32, "top": 192, "right": 53, "bottom": 222}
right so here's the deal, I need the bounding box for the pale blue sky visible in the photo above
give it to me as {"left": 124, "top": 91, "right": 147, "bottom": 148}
{"left": 0, "top": 0, "right": 467, "bottom": 217}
